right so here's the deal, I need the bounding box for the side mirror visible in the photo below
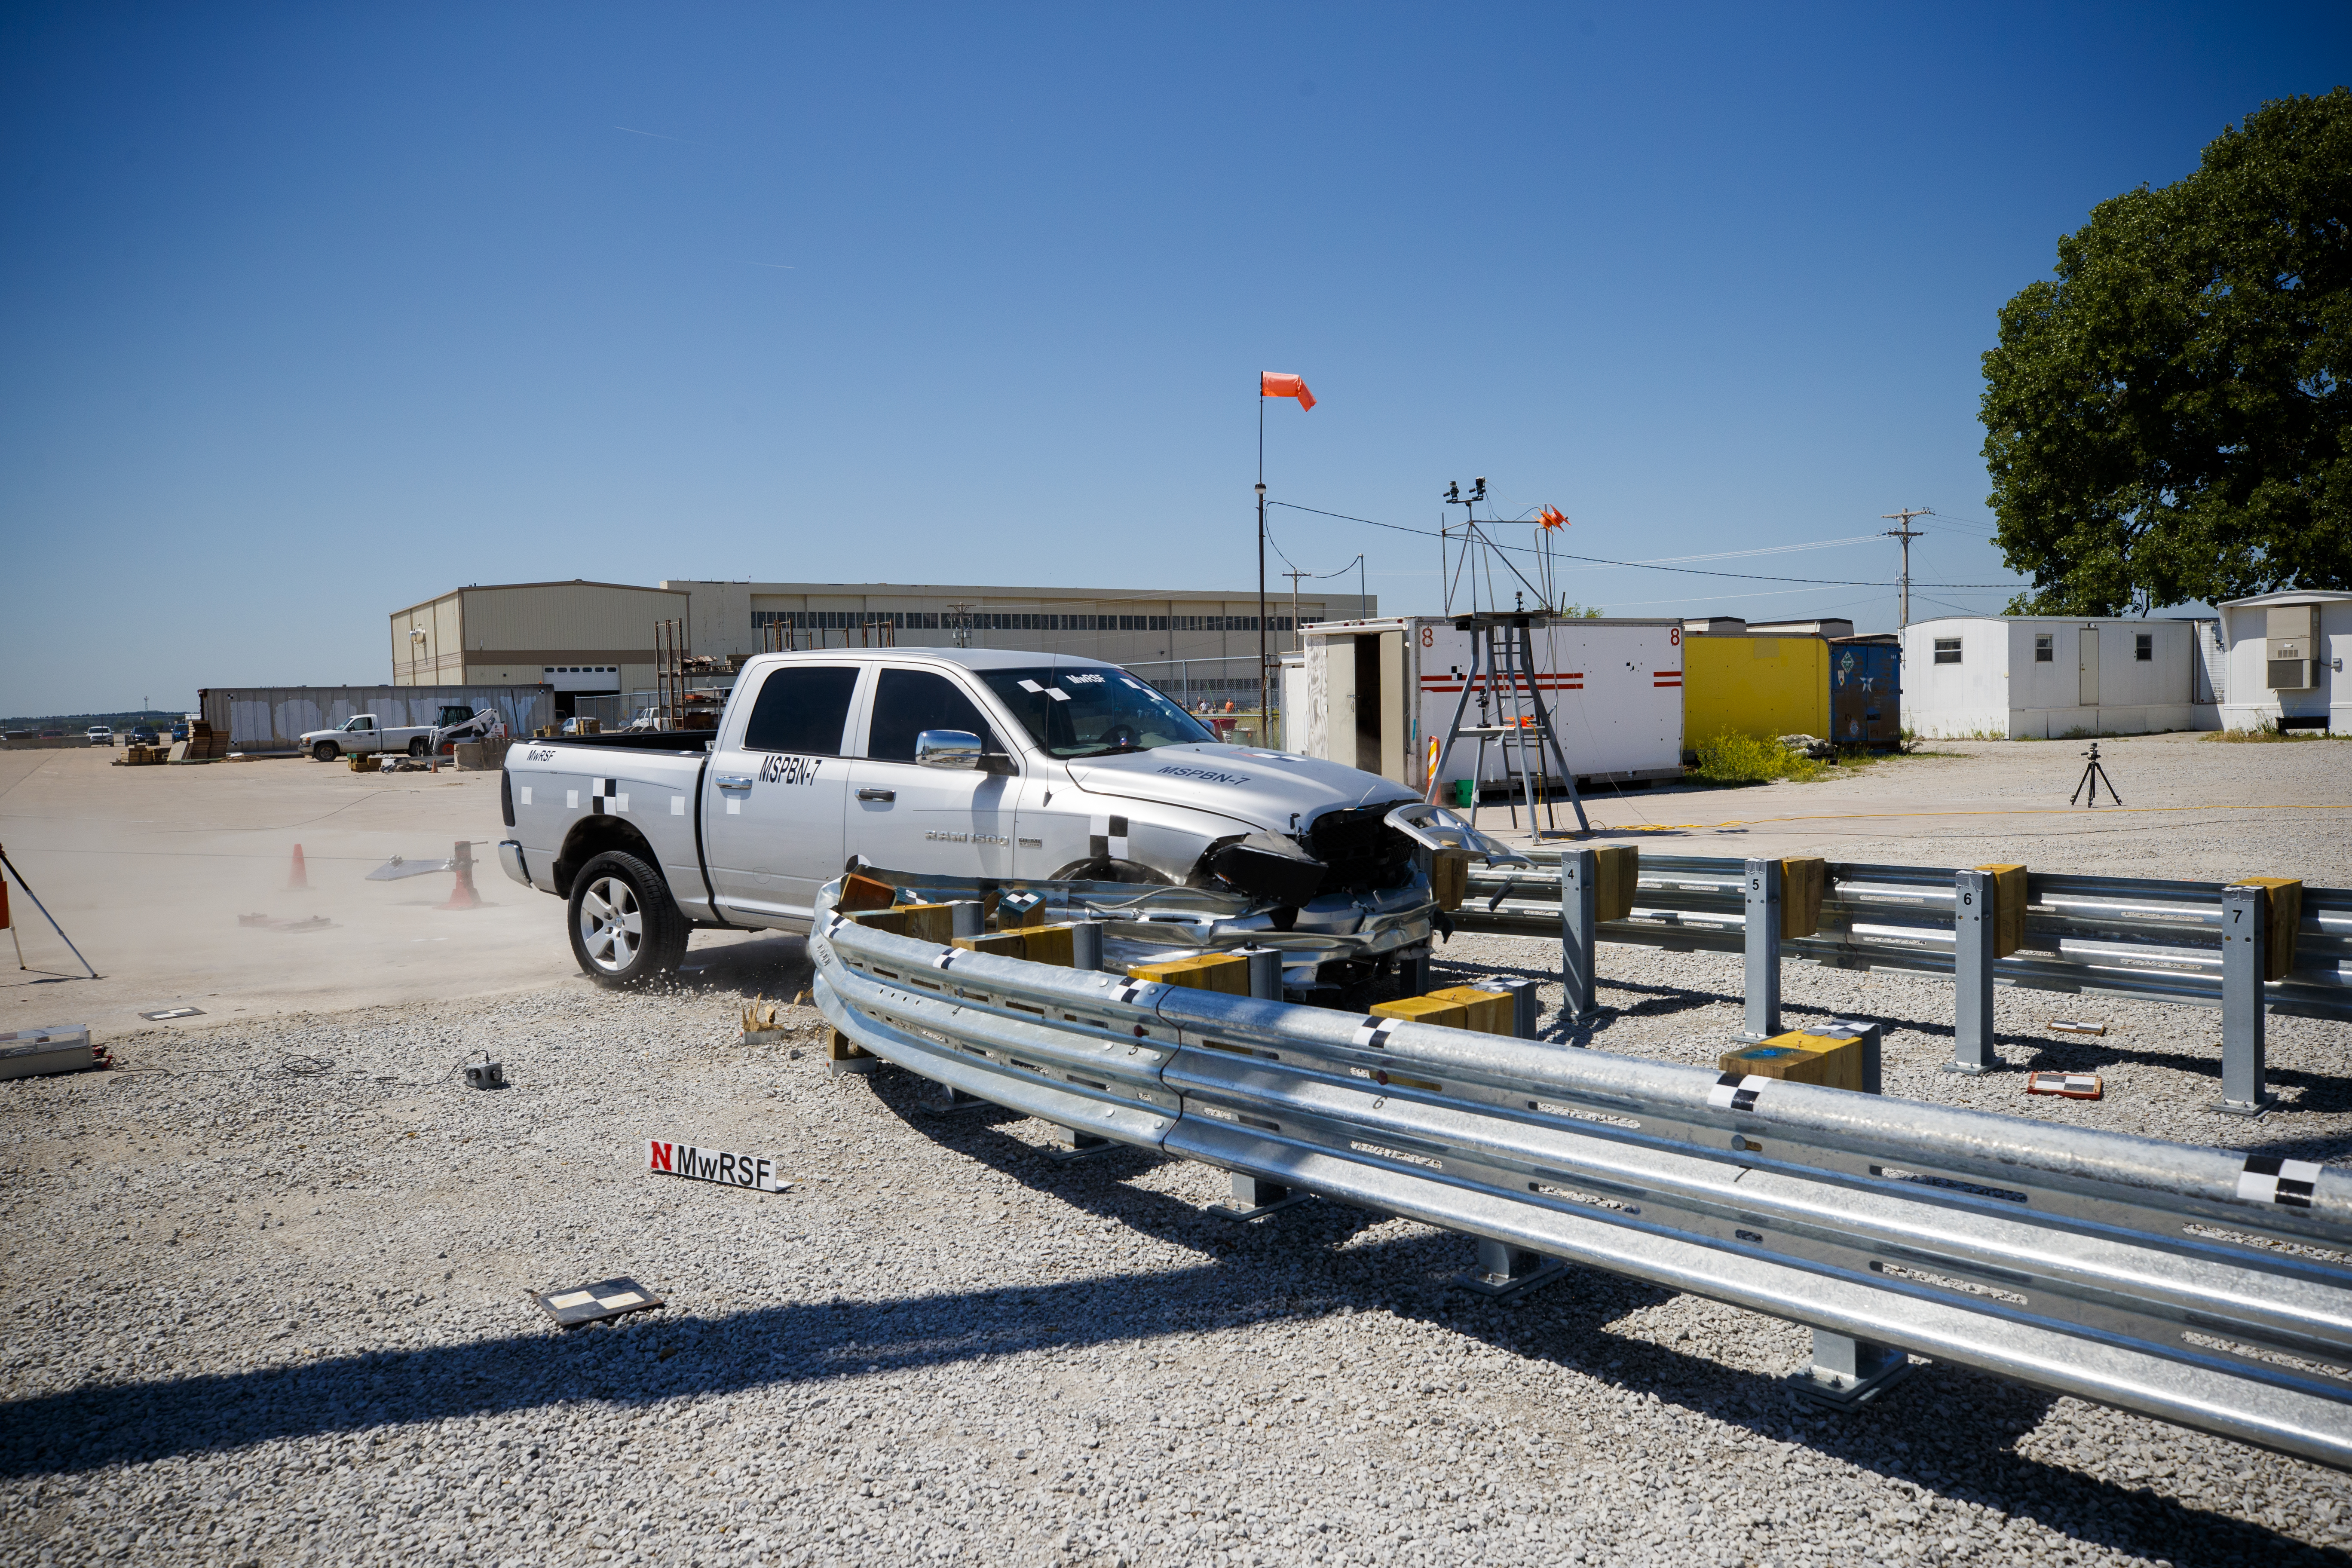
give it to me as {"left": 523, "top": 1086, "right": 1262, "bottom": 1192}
{"left": 915, "top": 729, "right": 982, "bottom": 769}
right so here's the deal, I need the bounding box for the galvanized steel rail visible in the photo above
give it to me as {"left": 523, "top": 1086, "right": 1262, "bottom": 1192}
{"left": 808, "top": 887, "right": 2352, "bottom": 1470}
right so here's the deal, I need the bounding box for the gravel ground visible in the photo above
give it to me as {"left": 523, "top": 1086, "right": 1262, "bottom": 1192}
{"left": 6, "top": 925, "right": 2352, "bottom": 1567}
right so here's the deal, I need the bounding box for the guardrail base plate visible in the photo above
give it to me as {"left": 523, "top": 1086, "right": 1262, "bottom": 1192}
{"left": 2210, "top": 1095, "right": 2276, "bottom": 1120}
{"left": 1451, "top": 1258, "right": 1569, "bottom": 1299}
{"left": 1209, "top": 1192, "right": 1315, "bottom": 1222}
{"left": 1788, "top": 1341, "right": 1917, "bottom": 1410}
{"left": 827, "top": 1058, "right": 879, "bottom": 1076}
{"left": 1940, "top": 1061, "right": 1996, "bottom": 1077}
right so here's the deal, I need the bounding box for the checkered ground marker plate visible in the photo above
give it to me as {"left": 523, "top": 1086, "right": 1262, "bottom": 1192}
{"left": 535, "top": 1277, "right": 664, "bottom": 1327}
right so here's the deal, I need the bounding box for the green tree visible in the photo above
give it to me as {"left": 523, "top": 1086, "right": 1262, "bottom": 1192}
{"left": 1980, "top": 88, "right": 2352, "bottom": 614}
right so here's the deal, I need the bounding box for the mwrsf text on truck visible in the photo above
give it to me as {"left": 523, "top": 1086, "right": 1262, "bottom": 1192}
{"left": 498, "top": 649, "right": 1511, "bottom": 998}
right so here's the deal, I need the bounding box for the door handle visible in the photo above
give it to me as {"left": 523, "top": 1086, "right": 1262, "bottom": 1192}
{"left": 856, "top": 787, "right": 896, "bottom": 802}
{"left": 716, "top": 775, "right": 753, "bottom": 791}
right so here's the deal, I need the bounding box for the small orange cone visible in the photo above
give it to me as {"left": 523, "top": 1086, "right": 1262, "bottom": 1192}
{"left": 287, "top": 844, "right": 309, "bottom": 890}
{"left": 438, "top": 840, "right": 483, "bottom": 911}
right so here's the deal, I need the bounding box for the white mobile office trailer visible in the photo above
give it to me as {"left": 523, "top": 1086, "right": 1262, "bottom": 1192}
{"left": 1298, "top": 617, "right": 1686, "bottom": 795}
{"left": 2215, "top": 591, "right": 2352, "bottom": 732}
{"left": 1896, "top": 617, "right": 2218, "bottom": 739}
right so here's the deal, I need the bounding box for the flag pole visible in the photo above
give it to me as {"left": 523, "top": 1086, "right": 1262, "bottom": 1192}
{"left": 1256, "top": 389, "right": 1268, "bottom": 746}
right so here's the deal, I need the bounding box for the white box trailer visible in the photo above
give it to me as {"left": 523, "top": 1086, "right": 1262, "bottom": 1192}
{"left": 1299, "top": 616, "right": 1686, "bottom": 794}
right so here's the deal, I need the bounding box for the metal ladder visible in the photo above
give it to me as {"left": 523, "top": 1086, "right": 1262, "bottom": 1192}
{"left": 1425, "top": 614, "right": 1589, "bottom": 837}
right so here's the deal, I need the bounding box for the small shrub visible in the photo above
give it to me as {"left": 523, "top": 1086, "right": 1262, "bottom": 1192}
{"left": 1691, "top": 730, "right": 1827, "bottom": 785}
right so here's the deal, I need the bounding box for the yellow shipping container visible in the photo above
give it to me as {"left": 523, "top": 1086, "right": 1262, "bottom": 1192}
{"left": 1681, "top": 635, "right": 1831, "bottom": 755}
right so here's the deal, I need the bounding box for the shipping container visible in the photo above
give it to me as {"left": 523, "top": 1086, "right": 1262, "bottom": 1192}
{"left": 1681, "top": 634, "right": 1831, "bottom": 758}
{"left": 1298, "top": 616, "right": 1684, "bottom": 796}
{"left": 1828, "top": 637, "right": 1903, "bottom": 748}
{"left": 199, "top": 685, "right": 556, "bottom": 753}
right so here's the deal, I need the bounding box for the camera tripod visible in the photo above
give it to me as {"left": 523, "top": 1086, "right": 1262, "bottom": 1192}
{"left": 2070, "top": 741, "right": 2122, "bottom": 807}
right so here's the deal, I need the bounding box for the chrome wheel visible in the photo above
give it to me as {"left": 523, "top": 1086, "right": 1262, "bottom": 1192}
{"left": 578, "top": 876, "right": 643, "bottom": 972}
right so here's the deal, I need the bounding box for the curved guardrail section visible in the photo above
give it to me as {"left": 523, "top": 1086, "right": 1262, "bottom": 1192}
{"left": 809, "top": 884, "right": 2352, "bottom": 1470}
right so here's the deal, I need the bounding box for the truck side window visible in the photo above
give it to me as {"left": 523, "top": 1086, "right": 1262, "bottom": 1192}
{"left": 867, "top": 670, "right": 1004, "bottom": 761}
{"left": 742, "top": 666, "right": 860, "bottom": 755}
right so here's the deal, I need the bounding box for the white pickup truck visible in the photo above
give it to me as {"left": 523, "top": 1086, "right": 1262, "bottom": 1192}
{"left": 302, "top": 706, "right": 502, "bottom": 762}
{"left": 499, "top": 648, "right": 1501, "bottom": 996}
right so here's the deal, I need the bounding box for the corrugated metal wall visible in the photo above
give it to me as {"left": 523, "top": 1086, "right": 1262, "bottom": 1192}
{"left": 460, "top": 584, "right": 686, "bottom": 655}
{"left": 201, "top": 686, "right": 556, "bottom": 751}
{"left": 1682, "top": 636, "right": 1831, "bottom": 750}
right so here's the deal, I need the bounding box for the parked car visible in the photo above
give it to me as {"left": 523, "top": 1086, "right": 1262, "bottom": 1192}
{"left": 86, "top": 726, "right": 113, "bottom": 747}
{"left": 170, "top": 721, "right": 190, "bottom": 742}
{"left": 501, "top": 647, "right": 1491, "bottom": 991}
{"left": 130, "top": 726, "right": 159, "bottom": 745}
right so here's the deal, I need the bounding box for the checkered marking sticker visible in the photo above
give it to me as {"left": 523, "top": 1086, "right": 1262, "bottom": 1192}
{"left": 1352, "top": 1017, "right": 1403, "bottom": 1050}
{"left": 1113, "top": 982, "right": 1151, "bottom": 1005}
{"left": 932, "top": 951, "right": 959, "bottom": 971}
{"left": 535, "top": 1277, "right": 665, "bottom": 1328}
{"left": 1089, "top": 815, "right": 1130, "bottom": 861}
{"left": 1015, "top": 678, "right": 1074, "bottom": 702}
{"left": 1709, "top": 1073, "right": 1770, "bottom": 1112}
{"left": 588, "top": 778, "right": 628, "bottom": 815}
{"left": 2239, "top": 1155, "right": 2322, "bottom": 1210}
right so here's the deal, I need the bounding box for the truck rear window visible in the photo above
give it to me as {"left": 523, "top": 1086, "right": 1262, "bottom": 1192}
{"left": 742, "top": 666, "right": 860, "bottom": 755}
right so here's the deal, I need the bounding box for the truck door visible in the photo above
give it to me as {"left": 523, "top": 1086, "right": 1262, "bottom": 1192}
{"left": 348, "top": 716, "right": 377, "bottom": 750}
{"left": 703, "top": 663, "right": 860, "bottom": 925}
{"left": 845, "top": 668, "right": 1019, "bottom": 879}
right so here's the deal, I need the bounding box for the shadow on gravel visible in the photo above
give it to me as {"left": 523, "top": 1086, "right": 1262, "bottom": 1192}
{"left": 7, "top": 1065, "right": 2341, "bottom": 1563}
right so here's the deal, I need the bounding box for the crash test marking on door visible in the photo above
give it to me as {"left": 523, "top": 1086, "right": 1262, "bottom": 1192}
{"left": 647, "top": 1138, "right": 784, "bottom": 1192}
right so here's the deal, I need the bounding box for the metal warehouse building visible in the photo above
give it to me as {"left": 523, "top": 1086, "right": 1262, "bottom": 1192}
{"left": 391, "top": 578, "right": 1372, "bottom": 718}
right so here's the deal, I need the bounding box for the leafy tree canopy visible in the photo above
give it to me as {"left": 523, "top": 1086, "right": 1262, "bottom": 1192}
{"left": 1981, "top": 87, "right": 2351, "bottom": 614}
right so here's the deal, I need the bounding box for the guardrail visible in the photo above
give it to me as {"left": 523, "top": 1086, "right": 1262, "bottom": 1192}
{"left": 1449, "top": 852, "right": 2352, "bottom": 1115}
{"left": 808, "top": 885, "right": 2352, "bottom": 1470}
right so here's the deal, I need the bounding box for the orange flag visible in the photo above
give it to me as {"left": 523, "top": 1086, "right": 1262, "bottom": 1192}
{"left": 1538, "top": 505, "right": 1568, "bottom": 530}
{"left": 1260, "top": 372, "right": 1316, "bottom": 411}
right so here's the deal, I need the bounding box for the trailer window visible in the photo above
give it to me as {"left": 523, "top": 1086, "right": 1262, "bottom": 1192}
{"left": 742, "top": 665, "right": 859, "bottom": 755}
{"left": 2135, "top": 633, "right": 2153, "bottom": 662}
{"left": 2034, "top": 634, "right": 2053, "bottom": 662}
{"left": 1933, "top": 638, "right": 1962, "bottom": 665}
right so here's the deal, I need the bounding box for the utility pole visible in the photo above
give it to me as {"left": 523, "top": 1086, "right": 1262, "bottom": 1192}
{"left": 1256, "top": 481, "right": 1269, "bottom": 742}
{"left": 1881, "top": 508, "right": 1932, "bottom": 628}
{"left": 946, "top": 601, "right": 975, "bottom": 650}
{"left": 1281, "top": 567, "right": 1310, "bottom": 655}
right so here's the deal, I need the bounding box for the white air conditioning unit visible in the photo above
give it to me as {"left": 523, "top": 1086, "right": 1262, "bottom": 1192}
{"left": 2268, "top": 658, "right": 2314, "bottom": 691}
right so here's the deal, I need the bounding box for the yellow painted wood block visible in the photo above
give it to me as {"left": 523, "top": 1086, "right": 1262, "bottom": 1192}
{"left": 1371, "top": 994, "right": 1470, "bottom": 1030}
{"left": 953, "top": 931, "right": 1029, "bottom": 959}
{"left": 1595, "top": 845, "right": 1639, "bottom": 922}
{"left": 1780, "top": 858, "right": 1826, "bottom": 939}
{"left": 1425, "top": 986, "right": 1513, "bottom": 1035}
{"left": 850, "top": 909, "right": 908, "bottom": 935}
{"left": 1720, "top": 1030, "right": 1862, "bottom": 1092}
{"left": 1974, "top": 863, "right": 2027, "bottom": 957}
{"left": 1127, "top": 952, "right": 1250, "bottom": 994}
{"left": 2236, "top": 877, "right": 2304, "bottom": 980}
{"left": 1432, "top": 848, "right": 1471, "bottom": 912}
{"left": 896, "top": 902, "right": 956, "bottom": 945}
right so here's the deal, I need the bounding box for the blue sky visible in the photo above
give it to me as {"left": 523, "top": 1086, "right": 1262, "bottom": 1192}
{"left": 3, "top": 3, "right": 2344, "bottom": 714}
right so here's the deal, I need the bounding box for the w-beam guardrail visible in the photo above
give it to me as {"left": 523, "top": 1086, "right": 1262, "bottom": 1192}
{"left": 1452, "top": 853, "right": 2352, "bottom": 1116}
{"left": 808, "top": 885, "right": 2352, "bottom": 1470}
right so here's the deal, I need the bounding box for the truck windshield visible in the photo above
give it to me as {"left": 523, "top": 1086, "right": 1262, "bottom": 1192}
{"left": 977, "top": 667, "right": 1216, "bottom": 758}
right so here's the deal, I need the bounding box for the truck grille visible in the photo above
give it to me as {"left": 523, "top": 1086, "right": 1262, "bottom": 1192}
{"left": 1305, "top": 805, "right": 1415, "bottom": 896}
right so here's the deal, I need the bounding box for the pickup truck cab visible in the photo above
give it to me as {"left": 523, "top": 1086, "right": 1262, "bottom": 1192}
{"left": 501, "top": 648, "right": 1455, "bottom": 992}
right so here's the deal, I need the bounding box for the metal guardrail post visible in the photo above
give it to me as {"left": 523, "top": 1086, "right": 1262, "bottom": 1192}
{"left": 948, "top": 900, "right": 985, "bottom": 939}
{"left": 1948, "top": 869, "right": 1997, "bottom": 1075}
{"left": 1245, "top": 946, "right": 1282, "bottom": 1000}
{"left": 1560, "top": 848, "right": 1599, "bottom": 1026}
{"left": 1486, "top": 976, "right": 1541, "bottom": 1039}
{"left": 1455, "top": 1237, "right": 1567, "bottom": 1298}
{"left": 1403, "top": 948, "right": 1432, "bottom": 997}
{"left": 1792, "top": 1018, "right": 1914, "bottom": 1407}
{"left": 1069, "top": 921, "right": 1104, "bottom": 971}
{"left": 1739, "top": 858, "right": 1782, "bottom": 1041}
{"left": 2217, "top": 884, "right": 2274, "bottom": 1117}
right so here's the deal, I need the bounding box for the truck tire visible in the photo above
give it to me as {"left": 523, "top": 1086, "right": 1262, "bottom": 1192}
{"left": 313, "top": 741, "right": 339, "bottom": 762}
{"left": 407, "top": 737, "right": 431, "bottom": 758}
{"left": 568, "top": 850, "right": 688, "bottom": 989}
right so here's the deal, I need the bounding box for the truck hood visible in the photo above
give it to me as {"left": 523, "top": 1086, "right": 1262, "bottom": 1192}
{"left": 1060, "top": 744, "right": 1417, "bottom": 834}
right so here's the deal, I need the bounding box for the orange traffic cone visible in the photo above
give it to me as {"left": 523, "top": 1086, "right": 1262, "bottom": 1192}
{"left": 287, "top": 844, "right": 309, "bottom": 890}
{"left": 438, "top": 840, "right": 483, "bottom": 911}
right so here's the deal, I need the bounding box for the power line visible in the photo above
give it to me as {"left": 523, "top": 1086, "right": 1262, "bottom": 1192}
{"left": 1266, "top": 501, "right": 2018, "bottom": 588}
